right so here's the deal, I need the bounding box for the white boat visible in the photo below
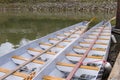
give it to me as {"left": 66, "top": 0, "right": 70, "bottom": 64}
{"left": 34, "top": 21, "right": 112, "bottom": 80}
{"left": 0, "top": 21, "right": 91, "bottom": 80}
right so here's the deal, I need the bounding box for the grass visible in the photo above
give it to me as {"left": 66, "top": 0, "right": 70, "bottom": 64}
{"left": 0, "top": 0, "right": 115, "bottom": 3}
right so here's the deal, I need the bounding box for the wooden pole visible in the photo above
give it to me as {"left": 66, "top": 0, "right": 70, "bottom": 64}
{"left": 108, "top": 52, "right": 120, "bottom": 80}
{"left": 116, "top": 0, "right": 120, "bottom": 29}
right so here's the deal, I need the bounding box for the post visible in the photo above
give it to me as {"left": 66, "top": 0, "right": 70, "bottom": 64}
{"left": 116, "top": 0, "right": 120, "bottom": 29}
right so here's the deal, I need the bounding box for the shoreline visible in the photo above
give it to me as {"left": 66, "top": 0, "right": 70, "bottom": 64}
{"left": 0, "top": 1, "right": 117, "bottom": 12}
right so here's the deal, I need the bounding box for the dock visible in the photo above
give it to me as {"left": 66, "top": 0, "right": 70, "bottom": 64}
{"left": 108, "top": 52, "right": 120, "bottom": 80}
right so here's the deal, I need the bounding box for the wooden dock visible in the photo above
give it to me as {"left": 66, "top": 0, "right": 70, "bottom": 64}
{"left": 108, "top": 52, "right": 120, "bottom": 80}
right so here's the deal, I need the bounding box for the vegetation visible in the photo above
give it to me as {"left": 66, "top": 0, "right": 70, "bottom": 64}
{"left": 0, "top": 0, "right": 116, "bottom": 3}
{"left": 0, "top": 0, "right": 116, "bottom": 13}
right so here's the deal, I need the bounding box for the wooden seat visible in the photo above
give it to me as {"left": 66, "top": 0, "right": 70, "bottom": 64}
{"left": 12, "top": 55, "right": 45, "bottom": 64}
{"left": 98, "top": 38, "right": 109, "bottom": 40}
{"left": 28, "top": 48, "right": 56, "bottom": 55}
{"left": 66, "top": 53, "right": 103, "bottom": 59}
{"left": 92, "top": 31, "right": 110, "bottom": 36}
{"left": 87, "top": 37, "right": 109, "bottom": 40}
{"left": 80, "top": 42, "right": 107, "bottom": 45}
{"left": 43, "top": 75, "right": 65, "bottom": 80}
{"left": 56, "top": 45, "right": 65, "bottom": 48}
{"left": 0, "top": 67, "right": 10, "bottom": 73}
{"left": 57, "top": 62, "right": 99, "bottom": 71}
{"left": 74, "top": 46, "right": 105, "bottom": 51}
{"left": 0, "top": 67, "right": 30, "bottom": 79}
{"left": 49, "top": 38, "right": 71, "bottom": 42}
{"left": 40, "top": 42, "right": 53, "bottom": 46}
{"left": 57, "top": 34, "right": 66, "bottom": 37}
{"left": 102, "top": 34, "right": 110, "bottom": 36}
{"left": 63, "top": 40, "right": 71, "bottom": 42}
{"left": 39, "top": 42, "right": 64, "bottom": 48}
{"left": 28, "top": 48, "right": 43, "bottom": 53}
{"left": 49, "top": 38, "right": 60, "bottom": 41}
{"left": 92, "top": 47, "right": 106, "bottom": 51}
{"left": 90, "top": 34, "right": 110, "bottom": 36}
{"left": 95, "top": 42, "right": 107, "bottom": 45}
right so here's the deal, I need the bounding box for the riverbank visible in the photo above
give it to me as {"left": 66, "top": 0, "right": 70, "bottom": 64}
{"left": 0, "top": 1, "right": 116, "bottom": 13}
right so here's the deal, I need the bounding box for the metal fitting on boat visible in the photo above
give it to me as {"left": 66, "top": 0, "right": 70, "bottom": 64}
{"left": 104, "top": 62, "right": 112, "bottom": 73}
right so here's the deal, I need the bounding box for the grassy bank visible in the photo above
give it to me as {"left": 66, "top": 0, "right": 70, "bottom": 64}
{"left": 0, "top": 0, "right": 116, "bottom": 3}
{"left": 0, "top": 0, "right": 116, "bottom": 13}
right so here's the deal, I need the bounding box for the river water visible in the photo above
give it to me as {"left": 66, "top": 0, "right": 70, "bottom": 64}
{"left": 0, "top": 10, "right": 116, "bottom": 55}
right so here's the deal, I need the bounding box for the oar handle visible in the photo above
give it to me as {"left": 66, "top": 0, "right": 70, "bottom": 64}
{"left": 103, "top": 16, "right": 116, "bottom": 26}
{"left": 87, "top": 17, "right": 96, "bottom": 24}
{"left": 109, "top": 16, "right": 116, "bottom": 22}
{"left": 89, "top": 17, "right": 96, "bottom": 23}
{"left": 87, "top": 17, "right": 96, "bottom": 25}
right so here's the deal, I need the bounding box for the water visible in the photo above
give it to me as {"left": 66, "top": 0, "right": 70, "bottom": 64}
{"left": 0, "top": 10, "right": 116, "bottom": 55}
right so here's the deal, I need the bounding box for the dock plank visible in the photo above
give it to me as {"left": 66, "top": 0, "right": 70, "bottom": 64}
{"left": 108, "top": 52, "right": 120, "bottom": 80}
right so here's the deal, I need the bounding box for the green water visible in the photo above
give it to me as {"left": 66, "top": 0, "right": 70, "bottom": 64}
{"left": 0, "top": 11, "right": 116, "bottom": 45}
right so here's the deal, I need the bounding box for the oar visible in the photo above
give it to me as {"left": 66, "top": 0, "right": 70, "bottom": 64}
{"left": 108, "top": 16, "right": 116, "bottom": 22}
{"left": 87, "top": 17, "right": 96, "bottom": 25}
